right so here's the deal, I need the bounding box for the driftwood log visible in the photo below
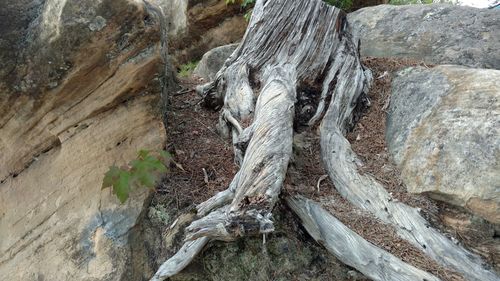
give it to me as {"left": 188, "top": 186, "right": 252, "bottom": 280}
{"left": 151, "top": 0, "right": 499, "bottom": 280}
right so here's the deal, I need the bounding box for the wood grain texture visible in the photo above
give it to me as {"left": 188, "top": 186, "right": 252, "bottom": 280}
{"left": 149, "top": 0, "right": 499, "bottom": 280}
{"left": 287, "top": 195, "right": 441, "bottom": 281}
{"left": 149, "top": 237, "right": 209, "bottom": 281}
{"left": 186, "top": 65, "right": 297, "bottom": 242}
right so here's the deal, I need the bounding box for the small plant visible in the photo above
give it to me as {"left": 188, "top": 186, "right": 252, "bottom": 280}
{"left": 226, "top": 0, "right": 255, "bottom": 21}
{"left": 148, "top": 204, "right": 171, "bottom": 225}
{"left": 226, "top": 0, "right": 353, "bottom": 20}
{"left": 178, "top": 61, "right": 198, "bottom": 77}
{"left": 389, "top": 0, "right": 458, "bottom": 4}
{"left": 322, "top": 0, "right": 353, "bottom": 10}
{"left": 102, "top": 149, "right": 171, "bottom": 203}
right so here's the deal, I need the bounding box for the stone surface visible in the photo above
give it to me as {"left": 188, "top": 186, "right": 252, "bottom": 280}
{"left": 165, "top": 0, "right": 247, "bottom": 67}
{"left": 386, "top": 65, "right": 500, "bottom": 223}
{"left": 0, "top": 0, "right": 168, "bottom": 280}
{"left": 193, "top": 43, "right": 238, "bottom": 81}
{"left": 348, "top": 4, "right": 500, "bottom": 69}
{"left": 152, "top": 0, "right": 188, "bottom": 36}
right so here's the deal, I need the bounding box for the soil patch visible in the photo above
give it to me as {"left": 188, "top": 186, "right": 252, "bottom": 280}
{"left": 158, "top": 77, "right": 237, "bottom": 208}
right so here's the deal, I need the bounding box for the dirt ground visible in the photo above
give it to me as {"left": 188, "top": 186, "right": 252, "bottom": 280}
{"left": 149, "top": 57, "right": 498, "bottom": 281}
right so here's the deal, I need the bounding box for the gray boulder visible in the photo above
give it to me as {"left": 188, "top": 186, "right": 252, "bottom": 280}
{"left": 386, "top": 65, "right": 500, "bottom": 223}
{"left": 348, "top": 4, "right": 500, "bottom": 69}
{"left": 193, "top": 43, "right": 239, "bottom": 81}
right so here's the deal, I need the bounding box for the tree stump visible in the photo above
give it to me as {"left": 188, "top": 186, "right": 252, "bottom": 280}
{"left": 151, "top": 0, "right": 499, "bottom": 280}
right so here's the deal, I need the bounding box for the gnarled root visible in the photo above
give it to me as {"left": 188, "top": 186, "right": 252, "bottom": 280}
{"left": 150, "top": 0, "right": 498, "bottom": 280}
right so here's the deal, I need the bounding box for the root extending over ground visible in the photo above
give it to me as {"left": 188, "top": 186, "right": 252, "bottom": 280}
{"left": 151, "top": 0, "right": 499, "bottom": 280}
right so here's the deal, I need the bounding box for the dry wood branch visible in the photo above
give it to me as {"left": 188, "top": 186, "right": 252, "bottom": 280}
{"left": 287, "top": 195, "right": 441, "bottom": 281}
{"left": 196, "top": 187, "right": 235, "bottom": 217}
{"left": 149, "top": 237, "right": 209, "bottom": 281}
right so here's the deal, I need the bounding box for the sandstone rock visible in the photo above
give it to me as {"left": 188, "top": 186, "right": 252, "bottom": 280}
{"left": 386, "top": 65, "right": 500, "bottom": 223}
{"left": 193, "top": 43, "right": 238, "bottom": 81}
{"left": 164, "top": 0, "right": 247, "bottom": 67}
{"left": 0, "top": 0, "right": 169, "bottom": 280}
{"left": 151, "top": 0, "right": 188, "bottom": 36}
{"left": 348, "top": 4, "right": 500, "bottom": 69}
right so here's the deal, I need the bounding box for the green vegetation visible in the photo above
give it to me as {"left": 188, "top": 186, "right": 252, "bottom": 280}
{"left": 148, "top": 204, "right": 171, "bottom": 225}
{"left": 389, "top": 0, "right": 458, "bottom": 4}
{"left": 390, "top": 0, "right": 432, "bottom": 4}
{"left": 324, "top": 0, "right": 353, "bottom": 10}
{"left": 102, "top": 150, "right": 171, "bottom": 203}
{"left": 226, "top": 0, "right": 354, "bottom": 19}
{"left": 226, "top": 0, "right": 459, "bottom": 12}
{"left": 178, "top": 61, "right": 198, "bottom": 77}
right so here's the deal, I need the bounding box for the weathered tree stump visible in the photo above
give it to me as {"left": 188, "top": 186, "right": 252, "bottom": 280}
{"left": 151, "top": 0, "right": 499, "bottom": 280}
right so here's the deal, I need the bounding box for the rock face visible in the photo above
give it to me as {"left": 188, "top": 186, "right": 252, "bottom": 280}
{"left": 386, "top": 65, "right": 500, "bottom": 224}
{"left": 164, "top": 0, "right": 247, "bottom": 67}
{"left": 152, "top": 0, "right": 188, "bottom": 36}
{"left": 193, "top": 43, "right": 238, "bottom": 81}
{"left": 348, "top": 4, "right": 500, "bottom": 69}
{"left": 0, "top": 0, "right": 169, "bottom": 280}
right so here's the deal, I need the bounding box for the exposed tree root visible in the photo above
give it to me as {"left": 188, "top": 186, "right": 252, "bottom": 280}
{"left": 287, "top": 195, "right": 440, "bottom": 281}
{"left": 150, "top": 237, "right": 208, "bottom": 281}
{"left": 185, "top": 66, "right": 296, "bottom": 242}
{"left": 319, "top": 90, "right": 499, "bottom": 281}
{"left": 151, "top": 64, "right": 297, "bottom": 280}
{"left": 150, "top": 0, "right": 499, "bottom": 280}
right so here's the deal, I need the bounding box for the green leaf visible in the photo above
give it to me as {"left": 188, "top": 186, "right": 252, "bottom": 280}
{"left": 241, "top": 0, "right": 255, "bottom": 8}
{"left": 138, "top": 149, "right": 150, "bottom": 159}
{"left": 102, "top": 166, "right": 120, "bottom": 189}
{"left": 103, "top": 149, "right": 170, "bottom": 204}
{"left": 160, "top": 150, "right": 171, "bottom": 160}
{"left": 244, "top": 10, "right": 252, "bottom": 21}
{"left": 146, "top": 156, "right": 167, "bottom": 172}
{"left": 138, "top": 171, "right": 156, "bottom": 188}
{"left": 113, "top": 170, "right": 131, "bottom": 203}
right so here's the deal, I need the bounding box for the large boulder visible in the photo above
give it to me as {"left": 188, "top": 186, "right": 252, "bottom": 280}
{"left": 156, "top": 0, "right": 247, "bottom": 67}
{"left": 386, "top": 65, "right": 500, "bottom": 224}
{"left": 193, "top": 43, "right": 238, "bottom": 81}
{"left": 348, "top": 4, "right": 500, "bottom": 69}
{"left": 0, "top": 0, "right": 169, "bottom": 280}
{"left": 152, "top": 0, "right": 188, "bottom": 36}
